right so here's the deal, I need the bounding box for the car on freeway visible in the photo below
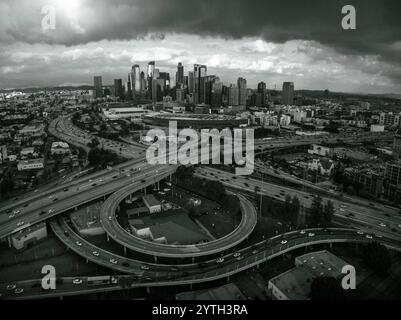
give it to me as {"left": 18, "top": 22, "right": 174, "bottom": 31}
{"left": 14, "top": 288, "right": 24, "bottom": 295}
{"left": 92, "top": 251, "right": 100, "bottom": 257}
{"left": 236, "top": 256, "right": 244, "bottom": 261}
{"left": 109, "top": 258, "right": 118, "bottom": 265}
{"left": 170, "top": 267, "right": 179, "bottom": 272}
{"left": 48, "top": 209, "right": 55, "bottom": 214}
{"left": 73, "top": 279, "right": 82, "bottom": 285}
{"left": 216, "top": 257, "right": 225, "bottom": 263}
{"left": 379, "top": 223, "right": 387, "bottom": 227}
{"left": 23, "top": 203, "right": 28, "bottom": 207}
{"left": 299, "top": 230, "right": 306, "bottom": 234}
{"left": 365, "top": 235, "right": 373, "bottom": 239}
{"left": 108, "top": 216, "right": 113, "bottom": 221}
{"left": 280, "top": 240, "right": 288, "bottom": 245}
{"left": 252, "top": 249, "right": 258, "bottom": 255}
{"left": 6, "top": 284, "right": 16, "bottom": 291}
{"left": 308, "top": 233, "right": 315, "bottom": 237}
{"left": 357, "top": 231, "right": 364, "bottom": 235}
{"left": 17, "top": 221, "right": 24, "bottom": 227}
{"left": 8, "top": 213, "right": 15, "bottom": 219}
{"left": 141, "top": 265, "right": 150, "bottom": 270}
{"left": 233, "top": 252, "right": 241, "bottom": 258}
{"left": 63, "top": 188, "right": 69, "bottom": 192}
{"left": 13, "top": 210, "right": 20, "bottom": 215}
{"left": 52, "top": 198, "right": 58, "bottom": 202}
{"left": 76, "top": 241, "right": 82, "bottom": 246}
{"left": 375, "top": 234, "right": 383, "bottom": 238}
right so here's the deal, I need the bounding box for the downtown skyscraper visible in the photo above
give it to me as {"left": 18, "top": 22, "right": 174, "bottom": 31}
{"left": 176, "top": 62, "right": 184, "bottom": 88}
{"left": 282, "top": 82, "right": 294, "bottom": 105}
{"left": 131, "top": 65, "right": 141, "bottom": 95}
{"left": 93, "top": 76, "right": 103, "bottom": 98}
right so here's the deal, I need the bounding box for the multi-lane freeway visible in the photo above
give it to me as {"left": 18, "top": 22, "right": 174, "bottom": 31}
{"left": 195, "top": 166, "right": 401, "bottom": 241}
{"left": 2, "top": 227, "right": 400, "bottom": 300}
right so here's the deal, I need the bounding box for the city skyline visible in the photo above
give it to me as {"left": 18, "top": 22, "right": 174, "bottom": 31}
{"left": 0, "top": 0, "right": 400, "bottom": 94}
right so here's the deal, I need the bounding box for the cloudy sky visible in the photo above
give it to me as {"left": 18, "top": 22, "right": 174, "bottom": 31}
{"left": 0, "top": 0, "right": 400, "bottom": 93}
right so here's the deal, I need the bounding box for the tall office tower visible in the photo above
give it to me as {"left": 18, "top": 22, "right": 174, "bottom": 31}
{"left": 183, "top": 75, "right": 189, "bottom": 88}
{"left": 130, "top": 64, "right": 141, "bottom": 95}
{"left": 114, "top": 79, "right": 124, "bottom": 99}
{"left": 147, "top": 61, "right": 155, "bottom": 99}
{"left": 188, "top": 71, "right": 194, "bottom": 93}
{"left": 237, "top": 77, "right": 247, "bottom": 106}
{"left": 193, "top": 64, "right": 207, "bottom": 104}
{"left": 282, "top": 82, "right": 294, "bottom": 105}
{"left": 152, "top": 78, "right": 165, "bottom": 102}
{"left": 176, "top": 62, "right": 184, "bottom": 87}
{"left": 201, "top": 75, "right": 216, "bottom": 105}
{"left": 125, "top": 74, "right": 132, "bottom": 100}
{"left": 159, "top": 72, "right": 170, "bottom": 90}
{"left": 93, "top": 76, "right": 103, "bottom": 98}
{"left": 140, "top": 71, "right": 146, "bottom": 92}
{"left": 257, "top": 81, "right": 267, "bottom": 105}
{"left": 210, "top": 77, "right": 223, "bottom": 108}
{"left": 147, "top": 61, "right": 155, "bottom": 79}
{"left": 222, "top": 85, "right": 229, "bottom": 106}
{"left": 228, "top": 84, "right": 239, "bottom": 106}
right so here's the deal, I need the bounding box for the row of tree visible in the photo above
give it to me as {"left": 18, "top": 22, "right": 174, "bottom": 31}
{"left": 309, "top": 195, "right": 335, "bottom": 227}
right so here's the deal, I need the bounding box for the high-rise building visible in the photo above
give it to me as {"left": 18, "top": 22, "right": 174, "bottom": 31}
{"left": 188, "top": 71, "right": 194, "bottom": 93}
{"left": 125, "top": 73, "right": 132, "bottom": 100}
{"left": 211, "top": 77, "right": 223, "bottom": 108}
{"left": 237, "top": 77, "right": 247, "bottom": 106}
{"left": 282, "top": 82, "right": 294, "bottom": 105}
{"left": 147, "top": 61, "right": 155, "bottom": 79}
{"left": 140, "top": 71, "right": 146, "bottom": 92}
{"left": 176, "top": 62, "right": 184, "bottom": 87}
{"left": 114, "top": 79, "right": 124, "bottom": 99}
{"left": 257, "top": 81, "right": 267, "bottom": 105}
{"left": 131, "top": 65, "right": 141, "bottom": 94}
{"left": 228, "top": 84, "right": 239, "bottom": 106}
{"left": 152, "top": 78, "right": 165, "bottom": 102}
{"left": 147, "top": 61, "right": 155, "bottom": 99}
{"left": 93, "top": 76, "right": 103, "bottom": 98}
{"left": 193, "top": 64, "right": 207, "bottom": 104}
{"left": 159, "top": 72, "right": 170, "bottom": 90}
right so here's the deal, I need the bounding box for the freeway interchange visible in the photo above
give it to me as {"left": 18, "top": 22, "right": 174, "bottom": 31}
{"left": 0, "top": 115, "right": 400, "bottom": 299}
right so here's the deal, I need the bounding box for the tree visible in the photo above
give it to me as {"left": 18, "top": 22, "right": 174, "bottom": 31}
{"left": 284, "top": 194, "right": 292, "bottom": 220}
{"left": 310, "top": 195, "right": 323, "bottom": 227}
{"left": 0, "top": 177, "right": 15, "bottom": 199}
{"left": 323, "top": 200, "right": 335, "bottom": 226}
{"left": 310, "top": 276, "right": 345, "bottom": 300}
{"left": 361, "top": 242, "right": 392, "bottom": 274}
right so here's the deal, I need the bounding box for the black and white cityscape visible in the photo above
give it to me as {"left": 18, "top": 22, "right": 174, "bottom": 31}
{"left": 1, "top": 0, "right": 401, "bottom": 303}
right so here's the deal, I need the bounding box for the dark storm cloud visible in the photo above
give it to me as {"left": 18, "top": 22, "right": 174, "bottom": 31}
{"left": 0, "top": 0, "right": 400, "bottom": 90}
{"left": 1, "top": 0, "right": 400, "bottom": 57}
